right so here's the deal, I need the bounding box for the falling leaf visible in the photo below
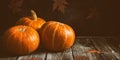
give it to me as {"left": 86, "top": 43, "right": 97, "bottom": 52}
{"left": 52, "top": 0, "right": 68, "bottom": 14}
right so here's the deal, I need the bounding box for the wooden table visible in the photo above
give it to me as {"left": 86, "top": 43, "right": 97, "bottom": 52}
{"left": 0, "top": 36, "right": 120, "bottom": 60}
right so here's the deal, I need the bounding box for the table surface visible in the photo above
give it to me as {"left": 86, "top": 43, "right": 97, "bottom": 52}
{"left": 0, "top": 36, "right": 120, "bottom": 60}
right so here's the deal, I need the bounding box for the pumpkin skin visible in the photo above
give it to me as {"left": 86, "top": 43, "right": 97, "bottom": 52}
{"left": 16, "top": 10, "right": 46, "bottom": 30}
{"left": 3, "top": 25, "right": 40, "bottom": 55}
{"left": 39, "top": 21, "right": 75, "bottom": 52}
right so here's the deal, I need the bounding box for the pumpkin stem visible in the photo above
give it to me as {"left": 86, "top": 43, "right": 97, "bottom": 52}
{"left": 31, "top": 10, "right": 37, "bottom": 21}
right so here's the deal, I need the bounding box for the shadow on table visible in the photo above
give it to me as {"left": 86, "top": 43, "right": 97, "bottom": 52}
{"left": 0, "top": 45, "right": 16, "bottom": 57}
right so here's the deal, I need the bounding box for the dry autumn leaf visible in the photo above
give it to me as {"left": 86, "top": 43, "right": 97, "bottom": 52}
{"left": 52, "top": 0, "right": 68, "bottom": 14}
{"left": 86, "top": 49, "right": 101, "bottom": 54}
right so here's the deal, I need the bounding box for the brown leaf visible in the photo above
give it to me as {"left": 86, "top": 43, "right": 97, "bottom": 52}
{"left": 86, "top": 49, "right": 101, "bottom": 54}
{"left": 52, "top": 0, "right": 68, "bottom": 14}
{"left": 52, "top": 3, "right": 58, "bottom": 11}
{"left": 61, "top": 0, "right": 68, "bottom": 4}
{"left": 58, "top": 4, "right": 67, "bottom": 13}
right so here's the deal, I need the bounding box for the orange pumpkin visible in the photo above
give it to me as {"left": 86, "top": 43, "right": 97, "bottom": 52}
{"left": 16, "top": 10, "right": 46, "bottom": 30}
{"left": 3, "top": 25, "right": 40, "bottom": 55}
{"left": 39, "top": 21, "right": 75, "bottom": 52}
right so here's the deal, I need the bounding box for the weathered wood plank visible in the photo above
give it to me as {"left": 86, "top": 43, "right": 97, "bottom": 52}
{"left": 72, "top": 38, "right": 98, "bottom": 60}
{"left": 104, "top": 38, "right": 120, "bottom": 59}
{"left": 17, "top": 52, "right": 46, "bottom": 60}
{"left": 90, "top": 37, "right": 119, "bottom": 60}
{"left": 17, "top": 47, "right": 46, "bottom": 60}
{"left": 46, "top": 48, "right": 73, "bottom": 60}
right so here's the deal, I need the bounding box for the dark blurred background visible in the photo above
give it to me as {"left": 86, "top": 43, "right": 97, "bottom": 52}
{"left": 0, "top": 0, "right": 120, "bottom": 36}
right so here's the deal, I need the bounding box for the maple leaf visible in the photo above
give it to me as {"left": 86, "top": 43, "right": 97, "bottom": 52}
{"left": 52, "top": 0, "right": 68, "bottom": 14}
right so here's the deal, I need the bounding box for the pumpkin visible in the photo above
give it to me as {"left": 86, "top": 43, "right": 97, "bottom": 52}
{"left": 39, "top": 21, "right": 75, "bottom": 52}
{"left": 3, "top": 25, "right": 40, "bottom": 55}
{"left": 16, "top": 10, "right": 46, "bottom": 30}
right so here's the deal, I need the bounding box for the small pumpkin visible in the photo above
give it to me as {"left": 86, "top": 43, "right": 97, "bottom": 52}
{"left": 39, "top": 21, "right": 75, "bottom": 52}
{"left": 3, "top": 25, "right": 40, "bottom": 55}
{"left": 16, "top": 10, "right": 46, "bottom": 30}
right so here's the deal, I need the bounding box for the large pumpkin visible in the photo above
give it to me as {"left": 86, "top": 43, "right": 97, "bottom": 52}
{"left": 16, "top": 10, "right": 46, "bottom": 30}
{"left": 39, "top": 21, "right": 75, "bottom": 52}
{"left": 3, "top": 25, "right": 40, "bottom": 55}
